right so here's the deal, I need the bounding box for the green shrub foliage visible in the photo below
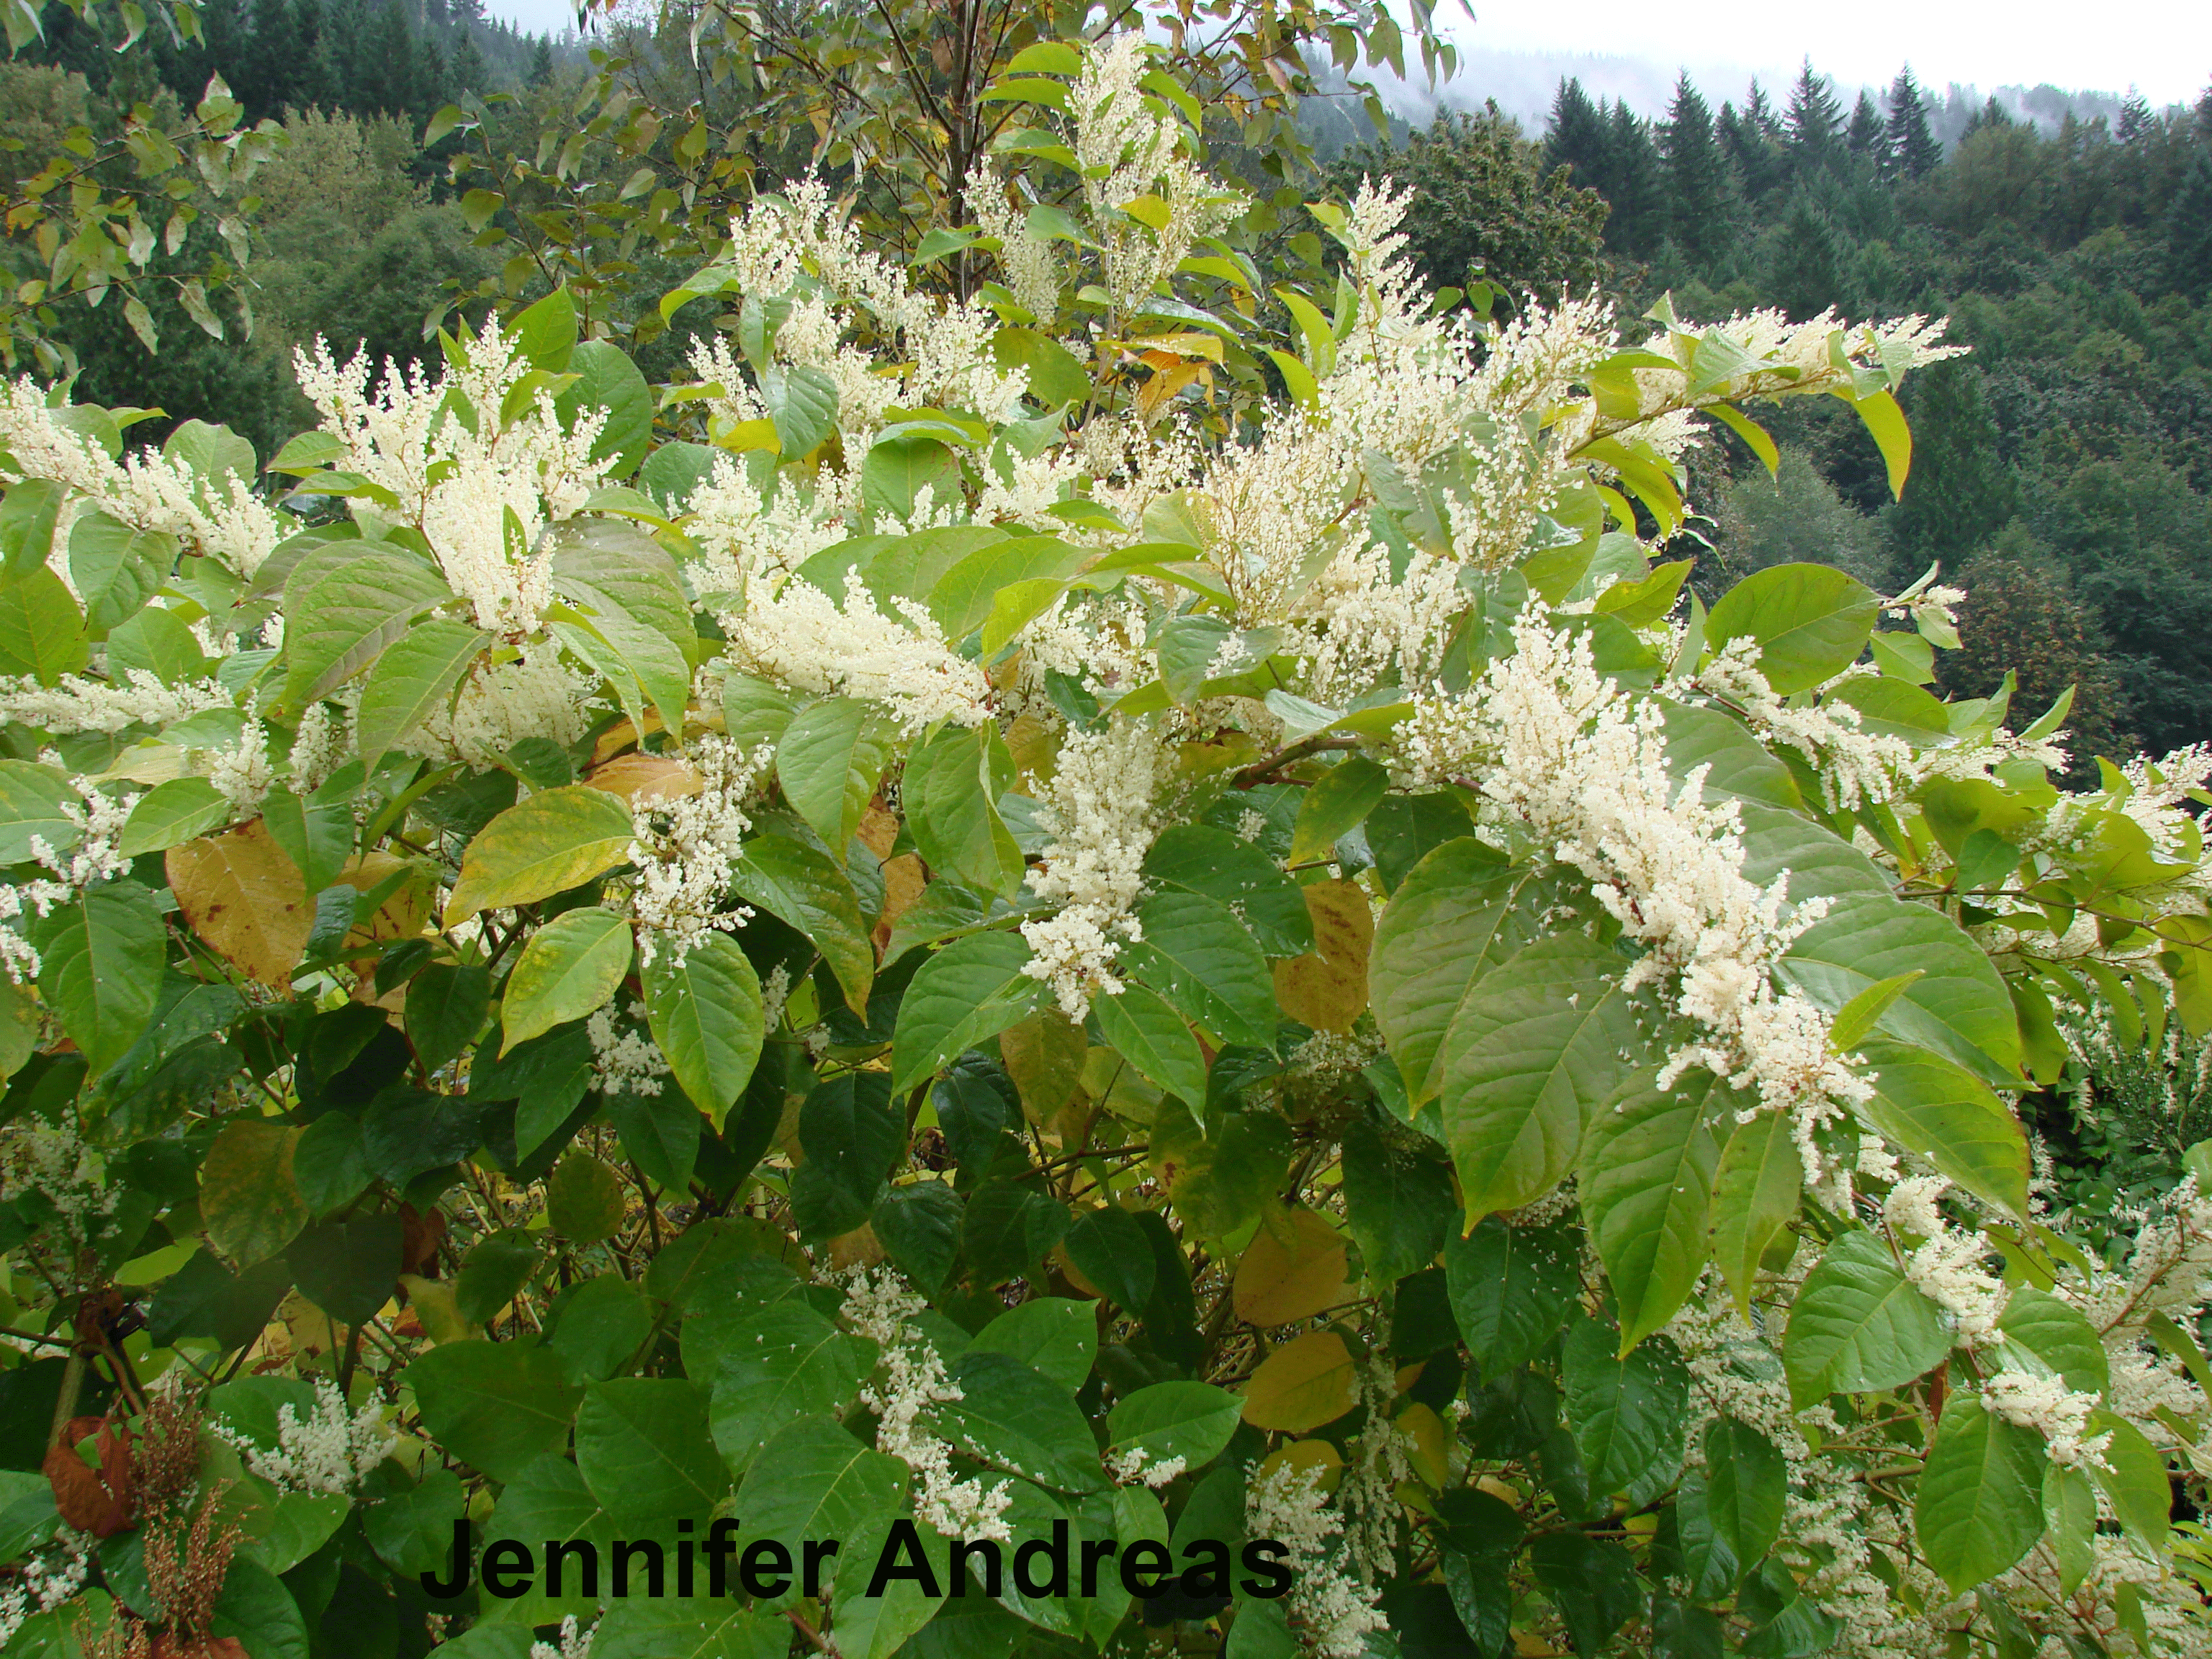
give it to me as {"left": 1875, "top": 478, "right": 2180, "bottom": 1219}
{"left": 0, "top": 37, "right": 2209, "bottom": 1659}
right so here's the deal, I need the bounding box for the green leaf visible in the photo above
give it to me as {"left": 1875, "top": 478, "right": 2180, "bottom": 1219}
{"left": 408, "top": 962, "right": 491, "bottom": 1075}
{"left": 0, "top": 567, "right": 86, "bottom": 684}
{"left": 762, "top": 364, "right": 839, "bottom": 460}
{"left": 1064, "top": 1207, "right": 1156, "bottom": 1311}
{"left": 117, "top": 777, "right": 231, "bottom": 858}
{"left": 0, "top": 760, "right": 79, "bottom": 864}
{"left": 777, "top": 697, "right": 893, "bottom": 858}
{"left": 1780, "top": 894, "right": 2023, "bottom": 1084}
{"left": 1093, "top": 984, "right": 1208, "bottom": 1107}
{"left": 969, "top": 1298, "right": 1096, "bottom": 1392}
{"left": 727, "top": 830, "right": 874, "bottom": 1017}
{"left": 1703, "top": 562, "right": 1879, "bottom": 695}
{"left": 824, "top": 1514, "right": 944, "bottom": 1659}
{"left": 511, "top": 287, "right": 578, "bottom": 371}
{"left": 285, "top": 1215, "right": 400, "bottom": 1326}
{"left": 927, "top": 534, "right": 1087, "bottom": 642}
{"left": 1562, "top": 1318, "right": 1689, "bottom": 1503}
{"left": 1123, "top": 890, "right": 1276, "bottom": 1051}
{"left": 355, "top": 619, "right": 490, "bottom": 765}
{"left": 406, "top": 1340, "right": 583, "bottom": 1483}
{"left": 925, "top": 1349, "right": 1102, "bottom": 1493}
{"left": 1656, "top": 701, "right": 1800, "bottom": 809}
{"left": 1443, "top": 1215, "right": 1580, "bottom": 1382}
{"left": 446, "top": 785, "right": 638, "bottom": 922}
{"left": 606, "top": 1088, "right": 703, "bottom": 1193}
{"left": 454, "top": 1228, "right": 540, "bottom": 1323}
{"left": 209, "top": 1555, "right": 307, "bottom": 1659}
{"left": 199, "top": 1119, "right": 310, "bottom": 1269}
{"left": 1141, "top": 826, "right": 1313, "bottom": 958}
{"left": 549, "top": 522, "right": 696, "bottom": 735}
{"left": 1709, "top": 1108, "right": 1802, "bottom": 1316}
{"left": 1915, "top": 1392, "right": 2046, "bottom": 1592}
{"left": 1370, "top": 840, "right": 1532, "bottom": 1104}
{"left": 1440, "top": 934, "right": 1640, "bottom": 1220}
{"left": 736, "top": 1417, "right": 907, "bottom": 1561}
{"left": 482, "top": 1455, "right": 612, "bottom": 1624}
{"left": 1581, "top": 1070, "right": 1720, "bottom": 1351}
{"left": 1339, "top": 1117, "right": 1455, "bottom": 1288}
{"left": 703, "top": 1303, "right": 877, "bottom": 1474}
{"left": 1850, "top": 388, "right": 1913, "bottom": 498}
{"left": 962, "top": 1181, "right": 1070, "bottom": 1282}
{"left": 642, "top": 931, "right": 764, "bottom": 1125}
{"left": 282, "top": 549, "right": 451, "bottom": 709}
{"left": 794, "top": 1073, "right": 902, "bottom": 1238}
{"left": 30, "top": 884, "right": 166, "bottom": 1077}
{"left": 596, "top": 1599, "right": 786, "bottom": 1659}
{"left": 0, "top": 477, "right": 66, "bottom": 581}
{"left": 2087, "top": 1409, "right": 2170, "bottom": 1546}
{"left": 1783, "top": 1229, "right": 1950, "bottom": 1407}
{"left": 1105, "top": 1380, "right": 1244, "bottom": 1471}
{"left": 501, "top": 907, "right": 632, "bottom": 1052}
{"left": 1854, "top": 1039, "right": 2028, "bottom": 1217}
{"left": 1682, "top": 1418, "right": 1786, "bottom": 1596}
{"left": 1996, "top": 1287, "right": 2108, "bottom": 1395}
{"left": 1828, "top": 970, "right": 1925, "bottom": 1051}
{"left": 68, "top": 513, "right": 169, "bottom": 637}
{"left": 904, "top": 724, "right": 1023, "bottom": 899}
{"left": 557, "top": 341, "right": 655, "bottom": 477}
{"left": 1287, "top": 757, "right": 1389, "bottom": 866}
{"left": 575, "top": 1377, "right": 730, "bottom": 1531}
{"left": 891, "top": 930, "right": 1046, "bottom": 1093}
{"left": 870, "top": 1179, "right": 963, "bottom": 1291}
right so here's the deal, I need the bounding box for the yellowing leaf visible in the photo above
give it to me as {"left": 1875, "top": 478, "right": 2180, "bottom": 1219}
{"left": 585, "top": 752, "right": 703, "bottom": 804}
{"left": 167, "top": 819, "right": 313, "bottom": 986}
{"left": 1233, "top": 1208, "right": 1352, "bottom": 1328}
{"left": 1272, "top": 878, "right": 1373, "bottom": 1033}
{"left": 1000, "top": 1009, "right": 1088, "bottom": 1124}
{"left": 1255, "top": 1437, "right": 1343, "bottom": 1494}
{"left": 202, "top": 1119, "right": 310, "bottom": 1268}
{"left": 1396, "top": 1403, "right": 1449, "bottom": 1488}
{"left": 446, "top": 785, "right": 639, "bottom": 924}
{"left": 502, "top": 907, "right": 634, "bottom": 1052}
{"left": 1241, "top": 1328, "right": 1359, "bottom": 1432}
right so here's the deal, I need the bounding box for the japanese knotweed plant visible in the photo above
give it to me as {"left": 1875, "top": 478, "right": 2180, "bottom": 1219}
{"left": 1, "top": 33, "right": 2211, "bottom": 1659}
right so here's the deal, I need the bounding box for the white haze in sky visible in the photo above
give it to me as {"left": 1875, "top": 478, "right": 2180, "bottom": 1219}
{"left": 485, "top": 0, "right": 2211, "bottom": 111}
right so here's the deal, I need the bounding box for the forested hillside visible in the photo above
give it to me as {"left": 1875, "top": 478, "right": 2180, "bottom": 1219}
{"left": 1343, "top": 63, "right": 2212, "bottom": 768}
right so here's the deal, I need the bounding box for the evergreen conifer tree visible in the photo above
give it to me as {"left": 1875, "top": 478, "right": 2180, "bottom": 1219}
{"left": 2118, "top": 88, "right": 2153, "bottom": 143}
{"left": 1544, "top": 78, "right": 1608, "bottom": 184}
{"left": 1895, "top": 361, "right": 2017, "bottom": 560}
{"left": 1722, "top": 84, "right": 1787, "bottom": 199}
{"left": 449, "top": 27, "right": 487, "bottom": 93}
{"left": 1846, "top": 89, "right": 1883, "bottom": 158}
{"left": 2168, "top": 145, "right": 2212, "bottom": 300}
{"left": 1661, "top": 72, "right": 1732, "bottom": 265}
{"left": 1599, "top": 99, "right": 1665, "bottom": 258}
{"left": 1766, "top": 186, "right": 1853, "bottom": 318}
{"left": 1785, "top": 58, "right": 1844, "bottom": 168}
{"left": 1885, "top": 68, "right": 1941, "bottom": 178}
{"left": 526, "top": 34, "right": 554, "bottom": 88}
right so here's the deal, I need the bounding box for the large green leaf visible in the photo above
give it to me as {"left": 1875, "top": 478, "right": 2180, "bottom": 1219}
{"left": 1122, "top": 890, "right": 1275, "bottom": 1051}
{"left": 705, "top": 1303, "right": 877, "bottom": 1474}
{"left": 406, "top": 1341, "right": 583, "bottom": 1482}
{"left": 763, "top": 364, "right": 840, "bottom": 461}
{"left": 1561, "top": 1318, "right": 1689, "bottom": 1503}
{"left": 1656, "top": 701, "right": 1799, "bottom": 807}
{"left": 0, "top": 761, "right": 78, "bottom": 867}
{"left": 557, "top": 341, "right": 655, "bottom": 476}
{"left": 575, "top": 1377, "right": 730, "bottom": 1531}
{"left": 1439, "top": 934, "right": 1640, "bottom": 1219}
{"left": 282, "top": 548, "right": 451, "bottom": 709}
{"left": 891, "top": 930, "right": 1045, "bottom": 1092}
{"left": 826, "top": 1514, "right": 945, "bottom": 1659}
{"left": 1105, "top": 1380, "right": 1244, "bottom": 1471}
{"left": 1678, "top": 1418, "right": 1786, "bottom": 1598}
{"left": 1092, "top": 983, "right": 1208, "bottom": 1108}
{"left": 1995, "top": 1287, "right": 2107, "bottom": 1395}
{"left": 968, "top": 1298, "right": 1097, "bottom": 1393}
{"left": 595, "top": 1600, "right": 786, "bottom": 1659}
{"left": 117, "top": 777, "right": 233, "bottom": 858}
{"left": 727, "top": 827, "right": 874, "bottom": 1015}
{"left": 30, "top": 884, "right": 166, "bottom": 1076}
{"left": 1286, "top": 756, "right": 1388, "bottom": 866}
{"left": 1732, "top": 801, "right": 1893, "bottom": 902}
{"left": 1709, "top": 1107, "right": 1802, "bottom": 1315}
{"left": 1339, "top": 1117, "right": 1455, "bottom": 1289}
{"left": 1915, "top": 1392, "right": 2046, "bottom": 1592}
{"left": 482, "top": 1455, "right": 613, "bottom": 1624}
{"left": 793, "top": 1073, "right": 903, "bottom": 1238}
{"left": 736, "top": 1416, "right": 907, "bottom": 1561}
{"left": 1779, "top": 894, "right": 2022, "bottom": 1082}
{"left": 642, "top": 930, "right": 765, "bottom": 1125}
{"left": 1443, "top": 1215, "right": 1581, "bottom": 1382}
{"left": 1140, "top": 825, "right": 1313, "bottom": 958}
{"left": 1580, "top": 1070, "right": 1720, "bottom": 1352}
{"left": 924, "top": 1349, "right": 1102, "bottom": 1493}
{"left": 1370, "top": 840, "right": 1532, "bottom": 1103}
{"left": 501, "top": 906, "right": 632, "bottom": 1051}
{"left": 354, "top": 619, "right": 490, "bottom": 765}
{"left": 0, "top": 567, "right": 86, "bottom": 683}
{"left": 904, "top": 723, "right": 1022, "bottom": 898}
{"left": 199, "top": 1120, "right": 310, "bottom": 1269}
{"left": 1853, "top": 1039, "right": 2029, "bottom": 1217}
{"left": 67, "top": 513, "right": 168, "bottom": 637}
{"left": 927, "top": 534, "right": 1087, "bottom": 642}
{"left": 776, "top": 697, "right": 894, "bottom": 858}
{"left": 549, "top": 521, "right": 695, "bottom": 735}
{"left": 1703, "top": 562, "right": 1879, "bottom": 694}
{"left": 1782, "top": 1229, "right": 1950, "bottom": 1406}
{"left": 446, "top": 786, "right": 638, "bottom": 922}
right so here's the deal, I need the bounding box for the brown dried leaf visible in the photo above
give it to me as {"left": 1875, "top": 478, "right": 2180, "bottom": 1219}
{"left": 585, "top": 752, "right": 703, "bottom": 805}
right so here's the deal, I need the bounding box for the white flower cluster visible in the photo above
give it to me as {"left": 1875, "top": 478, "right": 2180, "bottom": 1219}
{"left": 1019, "top": 719, "right": 1164, "bottom": 1019}
{"left": 0, "top": 778, "right": 136, "bottom": 984}
{"left": 0, "top": 379, "right": 287, "bottom": 578}
{"left": 0, "top": 1533, "right": 89, "bottom": 1650}
{"left": 1243, "top": 1460, "right": 1385, "bottom": 1659}
{"left": 1104, "top": 1446, "right": 1184, "bottom": 1489}
{"left": 1694, "top": 639, "right": 1914, "bottom": 812}
{"left": 1979, "top": 1370, "right": 2109, "bottom": 1470}
{"left": 0, "top": 1117, "right": 120, "bottom": 1223}
{"left": 0, "top": 668, "right": 231, "bottom": 736}
{"left": 836, "top": 1265, "right": 1012, "bottom": 1543}
{"left": 407, "top": 647, "right": 598, "bottom": 773}
{"left": 606, "top": 735, "right": 765, "bottom": 967}
{"left": 529, "top": 1614, "right": 595, "bottom": 1659}
{"left": 587, "top": 1000, "right": 670, "bottom": 1097}
{"left": 217, "top": 1377, "right": 397, "bottom": 1496}
{"left": 728, "top": 572, "right": 991, "bottom": 737}
{"left": 294, "top": 315, "right": 611, "bottom": 637}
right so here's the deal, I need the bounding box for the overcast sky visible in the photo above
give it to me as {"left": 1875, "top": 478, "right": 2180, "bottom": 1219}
{"left": 482, "top": 0, "right": 2212, "bottom": 109}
